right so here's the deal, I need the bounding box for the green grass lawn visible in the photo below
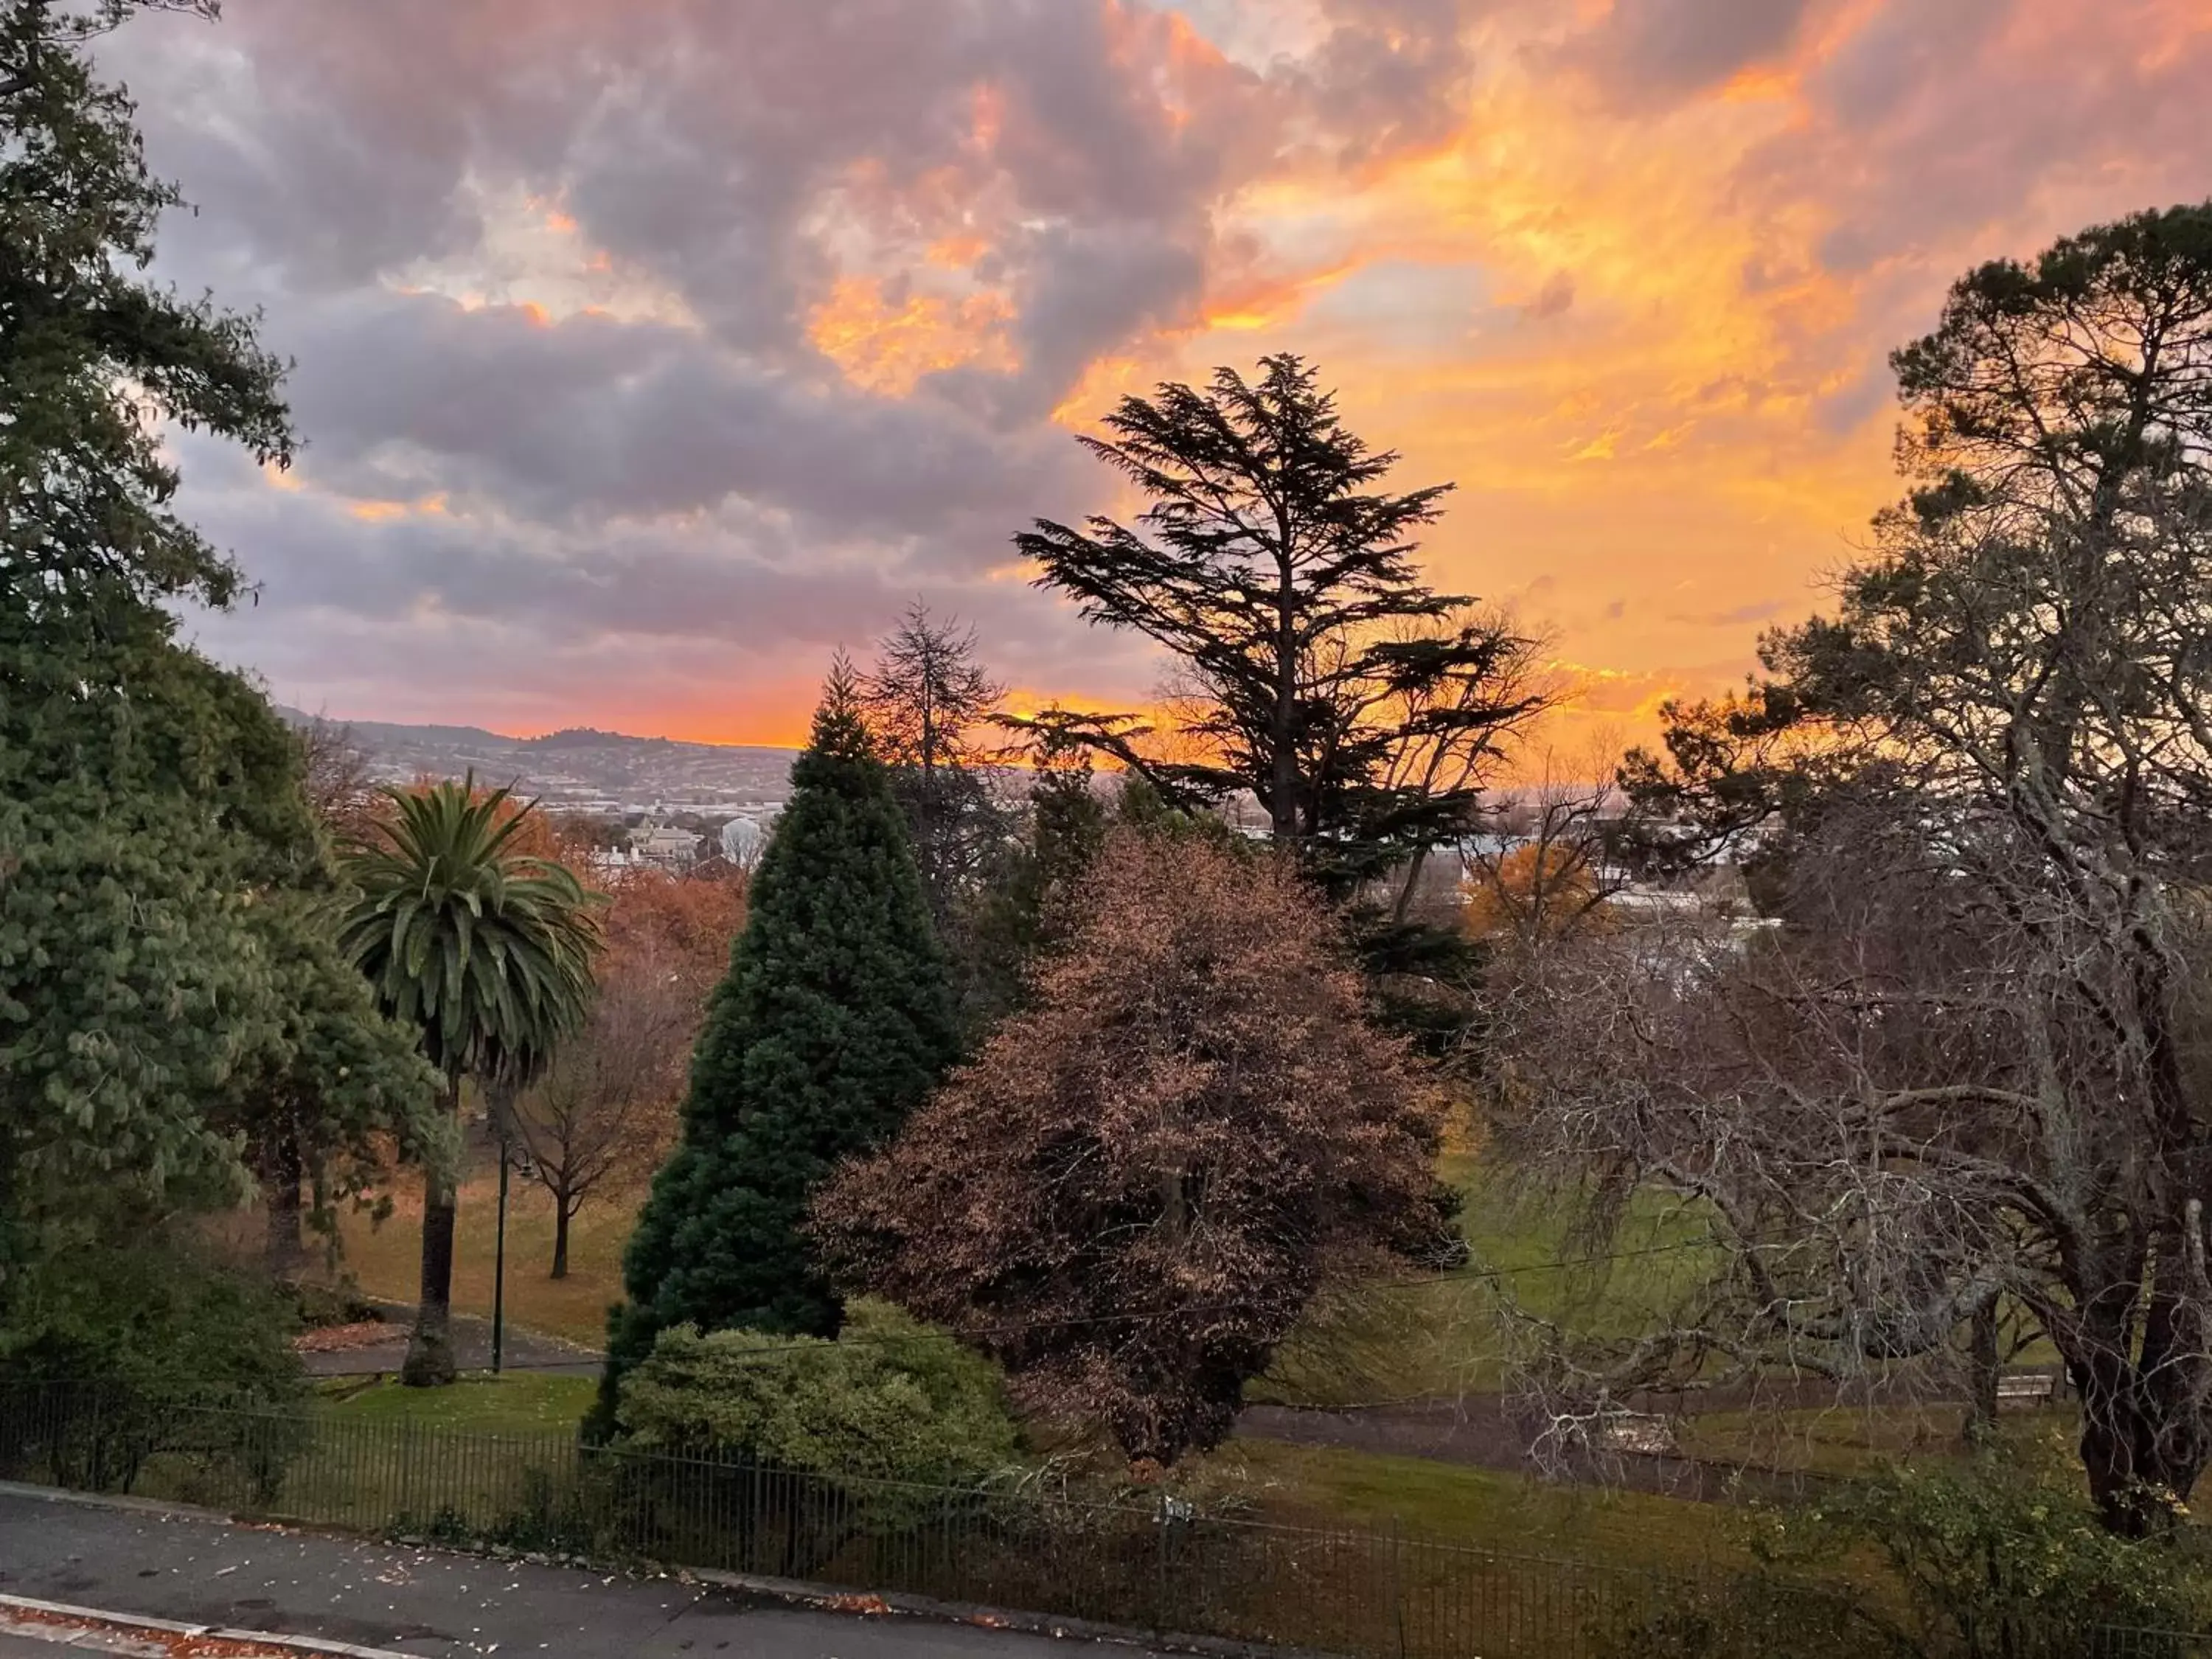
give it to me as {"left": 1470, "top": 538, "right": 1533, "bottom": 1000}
{"left": 1256, "top": 1149, "right": 1723, "bottom": 1406}
{"left": 314, "top": 1159, "right": 640, "bottom": 1347}
{"left": 1193, "top": 1439, "right": 1752, "bottom": 1571}
{"left": 313, "top": 1372, "right": 598, "bottom": 1436}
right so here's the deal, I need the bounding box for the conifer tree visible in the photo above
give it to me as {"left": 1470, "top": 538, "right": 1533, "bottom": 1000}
{"left": 594, "top": 661, "right": 959, "bottom": 1427}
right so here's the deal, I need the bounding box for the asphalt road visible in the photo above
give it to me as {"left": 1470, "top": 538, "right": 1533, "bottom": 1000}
{"left": 0, "top": 1488, "right": 1167, "bottom": 1659}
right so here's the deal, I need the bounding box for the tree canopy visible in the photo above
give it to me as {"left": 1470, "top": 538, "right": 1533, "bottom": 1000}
{"left": 1, "top": 3, "right": 434, "bottom": 1297}
{"left": 815, "top": 828, "right": 1443, "bottom": 1468}
{"left": 1018, "top": 355, "right": 1547, "bottom": 898}
{"left": 1518, "top": 201, "right": 2212, "bottom": 1534}
{"left": 597, "top": 664, "right": 959, "bottom": 1433}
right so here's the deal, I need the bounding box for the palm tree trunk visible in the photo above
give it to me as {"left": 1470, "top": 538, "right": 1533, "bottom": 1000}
{"left": 403, "top": 1072, "right": 463, "bottom": 1386}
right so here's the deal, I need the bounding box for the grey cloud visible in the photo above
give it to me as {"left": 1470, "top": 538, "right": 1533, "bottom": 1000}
{"left": 186, "top": 465, "right": 1161, "bottom": 700}
{"left": 1521, "top": 270, "right": 1575, "bottom": 320}
{"left": 270, "top": 289, "right": 1089, "bottom": 543}
{"left": 100, "top": 2, "right": 1489, "bottom": 727}
{"left": 1298, "top": 0, "right": 1486, "bottom": 164}
{"left": 1741, "top": 0, "right": 2212, "bottom": 279}
{"left": 1571, "top": 0, "right": 1818, "bottom": 103}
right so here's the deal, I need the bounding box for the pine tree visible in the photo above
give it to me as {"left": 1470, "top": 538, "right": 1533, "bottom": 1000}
{"left": 594, "top": 661, "right": 959, "bottom": 1427}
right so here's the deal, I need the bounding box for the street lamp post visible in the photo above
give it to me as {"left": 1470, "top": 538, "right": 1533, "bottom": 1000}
{"left": 492, "top": 1139, "right": 509, "bottom": 1375}
{"left": 490, "top": 1123, "right": 534, "bottom": 1376}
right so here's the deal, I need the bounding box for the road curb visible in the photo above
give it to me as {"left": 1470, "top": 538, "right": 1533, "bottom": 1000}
{"left": 0, "top": 1593, "right": 415, "bottom": 1658}
{"left": 686, "top": 1567, "right": 1340, "bottom": 1659}
{"left": 0, "top": 1481, "right": 228, "bottom": 1525}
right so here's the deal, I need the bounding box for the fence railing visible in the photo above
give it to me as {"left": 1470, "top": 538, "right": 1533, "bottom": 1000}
{"left": 0, "top": 1383, "right": 2205, "bottom": 1659}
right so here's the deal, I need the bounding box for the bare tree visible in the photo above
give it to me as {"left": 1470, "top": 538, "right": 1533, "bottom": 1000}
{"left": 1497, "top": 205, "right": 2212, "bottom": 1533}
{"left": 298, "top": 716, "right": 378, "bottom": 845}
{"left": 508, "top": 939, "right": 688, "bottom": 1279}
{"left": 508, "top": 869, "right": 747, "bottom": 1277}
{"left": 859, "top": 601, "right": 1010, "bottom": 920}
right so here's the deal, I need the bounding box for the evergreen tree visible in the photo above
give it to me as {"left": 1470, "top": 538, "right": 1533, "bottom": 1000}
{"left": 594, "top": 661, "right": 959, "bottom": 1428}
{"left": 0, "top": 1, "right": 438, "bottom": 1293}
{"left": 1016, "top": 355, "right": 1548, "bottom": 898}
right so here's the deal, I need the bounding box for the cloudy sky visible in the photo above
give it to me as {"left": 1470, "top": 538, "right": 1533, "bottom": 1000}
{"left": 114, "top": 0, "right": 2212, "bottom": 748}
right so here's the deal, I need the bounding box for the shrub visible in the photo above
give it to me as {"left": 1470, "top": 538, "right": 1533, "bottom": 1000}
{"left": 0, "top": 1238, "right": 310, "bottom": 1499}
{"left": 613, "top": 1301, "right": 1020, "bottom": 1486}
{"left": 1605, "top": 1448, "right": 2210, "bottom": 1659}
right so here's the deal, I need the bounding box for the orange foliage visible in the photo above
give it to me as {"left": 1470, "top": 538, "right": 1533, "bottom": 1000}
{"left": 1462, "top": 842, "right": 1612, "bottom": 942}
{"left": 599, "top": 866, "right": 749, "bottom": 997}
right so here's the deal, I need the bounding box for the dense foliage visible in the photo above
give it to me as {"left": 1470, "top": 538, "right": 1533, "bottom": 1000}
{"left": 1611, "top": 1453, "right": 2208, "bottom": 1658}
{"left": 613, "top": 1304, "right": 1020, "bottom": 1486}
{"left": 597, "top": 666, "right": 959, "bottom": 1433}
{"left": 815, "top": 829, "right": 1443, "bottom": 1467}
{"left": 0, "top": 1, "right": 436, "bottom": 1306}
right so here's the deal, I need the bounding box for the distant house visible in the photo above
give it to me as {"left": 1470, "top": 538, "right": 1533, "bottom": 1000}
{"left": 629, "top": 820, "right": 699, "bottom": 870}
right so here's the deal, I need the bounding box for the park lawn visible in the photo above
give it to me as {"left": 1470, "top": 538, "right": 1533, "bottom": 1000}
{"left": 1256, "top": 1149, "right": 1723, "bottom": 1407}
{"left": 1676, "top": 1403, "right": 2081, "bottom": 1482}
{"left": 313, "top": 1372, "right": 599, "bottom": 1436}
{"left": 1203, "top": 1439, "right": 1753, "bottom": 1573}
{"left": 316, "top": 1141, "right": 1719, "bottom": 1405}
{"left": 324, "top": 1163, "right": 641, "bottom": 1347}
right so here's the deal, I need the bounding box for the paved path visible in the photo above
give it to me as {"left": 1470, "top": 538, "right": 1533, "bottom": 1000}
{"left": 301, "top": 1304, "right": 600, "bottom": 1380}
{"left": 0, "top": 1489, "right": 1168, "bottom": 1659}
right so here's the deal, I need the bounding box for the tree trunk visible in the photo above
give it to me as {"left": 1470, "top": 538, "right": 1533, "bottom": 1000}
{"left": 2075, "top": 1349, "right": 2207, "bottom": 1537}
{"left": 260, "top": 1131, "right": 306, "bottom": 1279}
{"left": 1963, "top": 1301, "right": 2000, "bottom": 1449}
{"left": 403, "top": 1074, "right": 463, "bottom": 1387}
{"left": 552, "top": 1196, "right": 572, "bottom": 1281}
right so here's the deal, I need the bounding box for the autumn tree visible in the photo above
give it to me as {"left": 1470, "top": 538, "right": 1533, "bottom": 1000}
{"left": 1502, "top": 203, "right": 2212, "bottom": 1533}
{"left": 1017, "top": 355, "right": 1549, "bottom": 902}
{"left": 814, "top": 830, "right": 1443, "bottom": 1468}
{"left": 1461, "top": 753, "right": 1627, "bottom": 947}
{"left": 594, "top": 663, "right": 959, "bottom": 1433}
{"left": 509, "top": 869, "right": 748, "bottom": 1279}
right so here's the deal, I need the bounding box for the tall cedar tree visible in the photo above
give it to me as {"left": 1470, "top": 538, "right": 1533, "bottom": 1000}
{"left": 814, "top": 830, "right": 1442, "bottom": 1468}
{"left": 0, "top": 0, "right": 439, "bottom": 1285}
{"left": 1016, "top": 355, "right": 1546, "bottom": 897}
{"left": 594, "top": 664, "right": 959, "bottom": 1432}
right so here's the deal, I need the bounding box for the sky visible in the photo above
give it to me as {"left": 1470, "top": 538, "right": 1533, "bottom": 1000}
{"left": 111, "top": 0, "right": 2212, "bottom": 751}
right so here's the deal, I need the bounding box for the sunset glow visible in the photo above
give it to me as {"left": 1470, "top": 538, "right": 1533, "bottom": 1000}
{"left": 112, "top": 0, "right": 2212, "bottom": 754}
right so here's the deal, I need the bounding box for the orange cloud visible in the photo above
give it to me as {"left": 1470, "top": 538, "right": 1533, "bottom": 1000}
{"left": 808, "top": 276, "right": 1019, "bottom": 397}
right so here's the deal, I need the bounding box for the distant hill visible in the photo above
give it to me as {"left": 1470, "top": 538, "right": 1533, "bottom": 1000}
{"left": 276, "top": 708, "right": 796, "bottom": 816}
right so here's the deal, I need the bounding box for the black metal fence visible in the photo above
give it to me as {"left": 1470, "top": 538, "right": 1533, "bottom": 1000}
{"left": 0, "top": 1384, "right": 2205, "bottom": 1659}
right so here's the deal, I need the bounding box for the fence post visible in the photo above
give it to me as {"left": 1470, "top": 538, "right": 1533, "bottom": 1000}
{"left": 1388, "top": 1517, "right": 1407, "bottom": 1659}
{"left": 1155, "top": 1495, "right": 1170, "bottom": 1638}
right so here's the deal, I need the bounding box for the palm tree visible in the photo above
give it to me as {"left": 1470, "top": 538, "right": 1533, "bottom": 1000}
{"left": 341, "top": 779, "right": 600, "bottom": 1385}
